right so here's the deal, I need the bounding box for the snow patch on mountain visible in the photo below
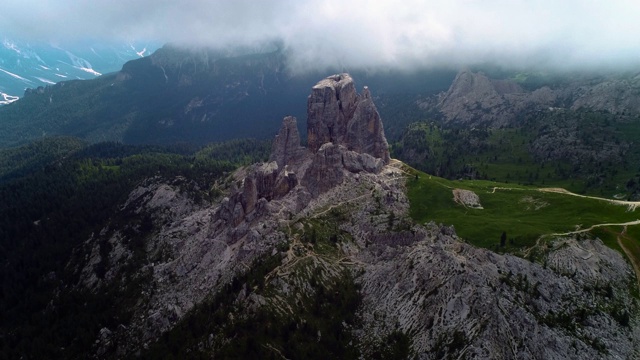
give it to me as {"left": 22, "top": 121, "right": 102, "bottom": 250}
{"left": 0, "top": 92, "right": 19, "bottom": 105}
{"left": 34, "top": 76, "right": 56, "bottom": 85}
{"left": 77, "top": 67, "right": 102, "bottom": 76}
{"left": 65, "top": 51, "right": 93, "bottom": 70}
{"left": 0, "top": 39, "right": 160, "bottom": 104}
{"left": 3, "top": 40, "right": 21, "bottom": 55}
{"left": 0, "top": 67, "right": 33, "bottom": 83}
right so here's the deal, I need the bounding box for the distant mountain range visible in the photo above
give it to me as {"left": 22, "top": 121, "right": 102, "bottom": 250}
{"left": 3, "top": 43, "right": 640, "bottom": 197}
{"left": 0, "top": 39, "right": 160, "bottom": 104}
{"left": 0, "top": 44, "right": 455, "bottom": 147}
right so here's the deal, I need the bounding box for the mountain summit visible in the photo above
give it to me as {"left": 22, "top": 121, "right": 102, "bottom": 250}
{"left": 224, "top": 73, "right": 391, "bottom": 225}
{"left": 307, "top": 73, "right": 390, "bottom": 162}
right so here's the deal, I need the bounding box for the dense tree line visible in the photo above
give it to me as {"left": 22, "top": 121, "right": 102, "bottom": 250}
{"left": 391, "top": 109, "right": 640, "bottom": 195}
{"left": 0, "top": 137, "right": 269, "bottom": 358}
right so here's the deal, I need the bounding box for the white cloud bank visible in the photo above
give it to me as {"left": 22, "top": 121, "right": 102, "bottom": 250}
{"left": 2, "top": 0, "right": 639, "bottom": 72}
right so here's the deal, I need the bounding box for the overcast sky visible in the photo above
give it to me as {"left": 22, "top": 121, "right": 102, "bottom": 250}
{"left": 2, "top": 0, "right": 639, "bottom": 72}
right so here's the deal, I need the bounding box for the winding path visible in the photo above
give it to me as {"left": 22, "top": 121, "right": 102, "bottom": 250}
{"left": 538, "top": 187, "right": 640, "bottom": 211}
{"left": 617, "top": 226, "right": 640, "bottom": 290}
{"left": 491, "top": 185, "right": 640, "bottom": 285}
{"left": 545, "top": 220, "right": 640, "bottom": 238}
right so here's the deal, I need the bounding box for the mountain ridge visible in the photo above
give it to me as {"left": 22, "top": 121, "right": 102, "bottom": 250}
{"left": 428, "top": 69, "right": 640, "bottom": 128}
{"left": 49, "top": 74, "right": 640, "bottom": 358}
{"left": 0, "top": 39, "right": 158, "bottom": 103}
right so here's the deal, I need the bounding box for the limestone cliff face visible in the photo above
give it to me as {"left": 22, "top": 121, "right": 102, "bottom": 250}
{"left": 432, "top": 69, "right": 640, "bottom": 128}
{"left": 299, "top": 74, "right": 390, "bottom": 196}
{"left": 268, "top": 116, "right": 307, "bottom": 169}
{"left": 345, "top": 86, "right": 391, "bottom": 163}
{"left": 307, "top": 74, "right": 358, "bottom": 152}
{"left": 436, "top": 70, "right": 536, "bottom": 127}
{"left": 210, "top": 73, "right": 392, "bottom": 236}
{"left": 569, "top": 74, "right": 640, "bottom": 114}
{"left": 306, "top": 73, "right": 390, "bottom": 162}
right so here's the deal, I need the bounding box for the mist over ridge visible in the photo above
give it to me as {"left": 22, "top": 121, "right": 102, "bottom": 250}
{"left": 2, "top": 0, "right": 639, "bottom": 74}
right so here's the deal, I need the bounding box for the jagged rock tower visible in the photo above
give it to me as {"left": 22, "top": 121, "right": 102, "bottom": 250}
{"left": 268, "top": 73, "right": 392, "bottom": 196}
{"left": 306, "top": 73, "right": 390, "bottom": 162}
{"left": 221, "top": 73, "right": 391, "bottom": 226}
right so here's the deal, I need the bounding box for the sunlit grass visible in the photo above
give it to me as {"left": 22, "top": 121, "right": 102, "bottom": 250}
{"left": 407, "top": 169, "right": 640, "bottom": 250}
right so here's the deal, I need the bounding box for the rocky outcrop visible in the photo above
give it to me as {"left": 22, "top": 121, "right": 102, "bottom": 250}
{"left": 307, "top": 73, "right": 390, "bottom": 162}
{"left": 345, "top": 86, "right": 391, "bottom": 162}
{"left": 303, "top": 142, "right": 344, "bottom": 196}
{"left": 570, "top": 75, "right": 640, "bottom": 114}
{"left": 299, "top": 74, "right": 390, "bottom": 196}
{"left": 269, "top": 116, "right": 307, "bottom": 168}
{"left": 238, "top": 73, "right": 391, "bottom": 200}
{"left": 357, "top": 231, "right": 639, "bottom": 359}
{"left": 452, "top": 188, "right": 483, "bottom": 209}
{"left": 432, "top": 70, "right": 640, "bottom": 128}
{"left": 307, "top": 74, "right": 358, "bottom": 152}
{"left": 192, "top": 73, "right": 393, "bottom": 233}
{"left": 436, "top": 70, "right": 547, "bottom": 127}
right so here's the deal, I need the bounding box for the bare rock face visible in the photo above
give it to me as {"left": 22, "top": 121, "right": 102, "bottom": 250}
{"left": 303, "top": 142, "right": 345, "bottom": 197}
{"left": 452, "top": 188, "right": 483, "bottom": 209}
{"left": 346, "top": 87, "right": 391, "bottom": 163}
{"left": 307, "top": 74, "right": 358, "bottom": 152}
{"left": 269, "top": 116, "right": 307, "bottom": 168}
{"left": 437, "top": 70, "right": 525, "bottom": 127}
{"left": 75, "top": 73, "right": 640, "bottom": 359}
{"left": 307, "top": 73, "right": 390, "bottom": 162}
{"left": 433, "top": 69, "right": 640, "bottom": 129}
{"left": 570, "top": 76, "right": 640, "bottom": 114}
{"left": 214, "top": 73, "right": 393, "bottom": 225}
{"left": 299, "top": 74, "right": 391, "bottom": 196}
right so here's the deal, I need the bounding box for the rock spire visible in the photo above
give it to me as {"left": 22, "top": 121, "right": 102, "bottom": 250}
{"left": 306, "top": 73, "right": 390, "bottom": 162}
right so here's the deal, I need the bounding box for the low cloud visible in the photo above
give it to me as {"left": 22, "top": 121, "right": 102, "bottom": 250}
{"left": 3, "top": 0, "right": 640, "bottom": 72}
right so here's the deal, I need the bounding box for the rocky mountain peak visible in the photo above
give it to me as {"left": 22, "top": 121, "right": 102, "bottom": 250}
{"left": 433, "top": 69, "right": 640, "bottom": 129}
{"left": 222, "top": 73, "right": 393, "bottom": 225}
{"left": 436, "top": 69, "right": 545, "bottom": 127}
{"left": 306, "top": 73, "right": 390, "bottom": 162}
{"left": 269, "top": 115, "right": 307, "bottom": 168}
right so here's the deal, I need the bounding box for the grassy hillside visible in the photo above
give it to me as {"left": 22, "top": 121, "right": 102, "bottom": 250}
{"left": 393, "top": 109, "right": 640, "bottom": 199}
{"left": 406, "top": 168, "right": 640, "bottom": 262}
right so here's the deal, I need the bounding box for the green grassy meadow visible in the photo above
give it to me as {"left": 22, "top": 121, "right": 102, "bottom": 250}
{"left": 407, "top": 169, "right": 640, "bottom": 252}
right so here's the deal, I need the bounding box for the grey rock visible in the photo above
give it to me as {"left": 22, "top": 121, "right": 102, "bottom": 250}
{"left": 68, "top": 73, "right": 640, "bottom": 359}
{"left": 307, "top": 74, "right": 357, "bottom": 152}
{"left": 345, "top": 86, "right": 391, "bottom": 163}
{"left": 307, "top": 74, "right": 390, "bottom": 163}
{"left": 437, "top": 70, "right": 531, "bottom": 127}
{"left": 269, "top": 116, "right": 307, "bottom": 168}
{"left": 342, "top": 149, "right": 384, "bottom": 173}
{"left": 302, "top": 142, "right": 345, "bottom": 197}
{"left": 452, "top": 188, "right": 482, "bottom": 209}
{"left": 431, "top": 69, "right": 640, "bottom": 129}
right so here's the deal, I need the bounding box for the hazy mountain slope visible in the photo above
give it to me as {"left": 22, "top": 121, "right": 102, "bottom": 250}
{"left": 394, "top": 69, "right": 640, "bottom": 197}
{"left": 0, "top": 46, "right": 310, "bottom": 147}
{"left": 428, "top": 69, "right": 640, "bottom": 128}
{"left": 0, "top": 44, "right": 456, "bottom": 148}
{"left": 0, "top": 39, "right": 158, "bottom": 104}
